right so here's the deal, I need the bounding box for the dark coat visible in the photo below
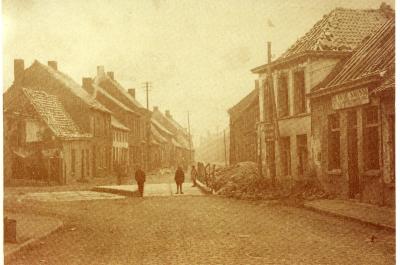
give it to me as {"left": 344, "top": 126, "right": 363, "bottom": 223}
{"left": 135, "top": 169, "right": 146, "bottom": 183}
{"left": 175, "top": 168, "right": 185, "bottom": 184}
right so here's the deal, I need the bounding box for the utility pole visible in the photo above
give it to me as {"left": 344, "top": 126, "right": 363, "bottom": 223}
{"left": 223, "top": 129, "right": 227, "bottom": 167}
{"left": 187, "top": 111, "right": 192, "bottom": 165}
{"left": 143, "top": 81, "right": 152, "bottom": 171}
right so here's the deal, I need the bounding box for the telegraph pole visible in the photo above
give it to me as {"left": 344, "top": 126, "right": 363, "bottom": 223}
{"left": 187, "top": 111, "right": 192, "bottom": 165}
{"left": 143, "top": 82, "right": 152, "bottom": 171}
{"left": 223, "top": 129, "right": 227, "bottom": 167}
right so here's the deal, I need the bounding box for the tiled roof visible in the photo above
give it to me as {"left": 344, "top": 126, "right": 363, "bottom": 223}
{"left": 94, "top": 75, "right": 144, "bottom": 110}
{"left": 326, "top": 18, "right": 394, "bottom": 89}
{"left": 280, "top": 6, "right": 392, "bottom": 59}
{"left": 22, "top": 88, "right": 90, "bottom": 139}
{"left": 93, "top": 83, "right": 134, "bottom": 113}
{"left": 111, "top": 116, "right": 130, "bottom": 131}
{"left": 228, "top": 88, "right": 258, "bottom": 115}
{"left": 151, "top": 117, "right": 174, "bottom": 136}
{"left": 30, "top": 61, "right": 110, "bottom": 113}
{"left": 371, "top": 73, "right": 395, "bottom": 95}
{"left": 151, "top": 124, "right": 168, "bottom": 144}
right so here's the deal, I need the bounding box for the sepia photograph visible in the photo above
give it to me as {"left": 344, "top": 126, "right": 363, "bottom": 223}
{"left": 2, "top": 0, "right": 396, "bottom": 264}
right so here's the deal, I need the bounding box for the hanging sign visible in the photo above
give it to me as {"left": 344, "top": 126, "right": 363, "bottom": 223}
{"left": 332, "top": 87, "right": 369, "bottom": 110}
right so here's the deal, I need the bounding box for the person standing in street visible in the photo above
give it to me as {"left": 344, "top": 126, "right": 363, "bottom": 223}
{"left": 190, "top": 165, "right": 198, "bottom": 187}
{"left": 175, "top": 166, "right": 185, "bottom": 194}
{"left": 135, "top": 165, "right": 146, "bottom": 197}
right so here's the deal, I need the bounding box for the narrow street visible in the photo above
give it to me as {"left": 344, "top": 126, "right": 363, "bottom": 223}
{"left": 5, "top": 173, "right": 395, "bottom": 265}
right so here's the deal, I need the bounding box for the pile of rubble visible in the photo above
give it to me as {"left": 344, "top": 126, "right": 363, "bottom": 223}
{"left": 212, "top": 162, "right": 279, "bottom": 200}
{"left": 210, "top": 162, "right": 327, "bottom": 201}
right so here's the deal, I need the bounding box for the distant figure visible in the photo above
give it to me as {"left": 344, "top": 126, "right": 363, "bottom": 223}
{"left": 175, "top": 166, "right": 185, "bottom": 194}
{"left": 190, "top": 165, "right": 198, "bottom": 187}
{"left": 135, "top": 166, "right": 146, "bottom": 197}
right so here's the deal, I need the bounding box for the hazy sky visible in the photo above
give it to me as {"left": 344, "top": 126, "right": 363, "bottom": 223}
{"left": 2, "top": 0, "right": 394, "bottom": 146}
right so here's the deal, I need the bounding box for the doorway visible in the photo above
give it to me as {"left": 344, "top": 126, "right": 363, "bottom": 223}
{"left": 347, "top": 110, "right": 359, "bottom": 198}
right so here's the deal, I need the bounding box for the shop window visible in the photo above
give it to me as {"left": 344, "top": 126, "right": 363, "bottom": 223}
{"left": 278, "top": 74, "right": 289, "bottom": 118}
{"left": 363, "top": 106, "right": 379, "bottom": 170}
{"left": 328, "top": 114, "right": 340, "bottom": 170}
{"left": 280, "top": 137, "right": 291, "bottom": 176}
{"left": 297, "top": 134, "right": 308, "bottom": 175}
{"left": 294, "top": 70, "right": 306, "bottom": 114}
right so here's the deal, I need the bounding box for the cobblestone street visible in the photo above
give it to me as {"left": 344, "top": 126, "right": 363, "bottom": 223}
{"left": 5, "top": 174, "right": 395, "bottom": 265}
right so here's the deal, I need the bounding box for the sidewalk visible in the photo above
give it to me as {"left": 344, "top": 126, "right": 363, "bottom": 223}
{"left": 93, "top": 182, "right": 204, "bottom": 197}
{"left": 4, "top": 212, "right": 63, "bottom": 260}
{"left": 304, "top": 199, "right": 395, "bottom": 231}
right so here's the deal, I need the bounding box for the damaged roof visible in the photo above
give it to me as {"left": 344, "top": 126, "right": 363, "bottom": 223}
{"left": 326, "top": 18, "right": 395, "bottom": 89}
{"left": 23, "top": 88, "right": 91, "bottom": 139}
{"left": 252, "top": 4, "right": 392, "bottom": 73}
{"left": 281, "top": 6, "right": 392, "bottom": 59}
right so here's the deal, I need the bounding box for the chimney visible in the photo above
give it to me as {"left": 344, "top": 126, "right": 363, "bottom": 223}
{"left": 107, "top": 71, "right": 114, "bottom": 80}
{"left": 267, "top": 42, "right": 272, "bottom": 64}
{"left": 82, "top": 77, "right": 94, "bottom": 95}
{"left": 153, "top": 106, "right": 159, "bottom": 112}
{"left": 128, "top": 88, "right": 135, "bottom": 99}
{"left": 48, "top": 61, "right": 58, "bottom": 70}
{"left": 97, "top": 65, "right": 105, "bottom": 77}
{"left": 14, "top": 59, "right": 24, "bottom": 87}
{"left": 165, "top": 110, "right": 172, "bottom": 119}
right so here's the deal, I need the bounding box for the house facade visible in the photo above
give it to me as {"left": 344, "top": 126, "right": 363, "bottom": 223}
{"left": 251, "top": 6, "right": 392, "bottom": 187}
{"left": 309, "top": 19, "right": 395, "bottom": 207}
{"left": 6, "top": 59, "right": 113, "bottom": 179}
{"left": 93, "top": 67, "right": 150, "bottom": 170}
{"left": 228, "top": 87, "right": 259, "bottom": 165}
{"left": 4, "top": 87, "right": 92, "bottom": 185}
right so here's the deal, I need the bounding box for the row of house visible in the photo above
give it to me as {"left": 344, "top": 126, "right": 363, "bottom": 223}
{"left": 228, "top": 3, "right": 395, "bottom": 207}
{"left": 4, "top": 60, "right": 192, "bottom": 185}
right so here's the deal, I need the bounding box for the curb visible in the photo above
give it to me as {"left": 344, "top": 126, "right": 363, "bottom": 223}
{"left": 195, "top": 181, "right": 213, "bottom": 195}
{"left": 92, "top": 186, "right": 136, "bottom": 197}
{"left": 4, "top": 219, "right": 64, "bottom": 261}
{"left": 303, "top": 204, "right": 395, "bottom": 232}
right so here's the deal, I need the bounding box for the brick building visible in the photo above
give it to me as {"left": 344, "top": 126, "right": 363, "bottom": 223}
{"left": 309, "top": 18, "right": 395, "bottom": 206}
{"left": 5, "top": 60, "right": 113, "bottom": 179}
{"left": 4, "top": 87, "right": 92, "bottom": 185}
{"left": 251, "top": 5, "right": 392, "bottom": 186}
{"left": 228, "top": 88, "right": 259, "bottom": 165}
{"left": 93, "top": 67, "right": 150, "bottom": 169}
{"left": 152, "top": 108, "right": 192, "bottom": 169}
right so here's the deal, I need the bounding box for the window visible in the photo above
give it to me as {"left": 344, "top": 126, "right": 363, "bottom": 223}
{"left": 86, "top": 149, "right": 90, "bottom": 178}
{"left": 71, "top": 149, "right": 76, "bottom": 177}
{"left": 81, "top": 149, "right": 85, "bottom": 179}
{"left": 363, "top": 106, "right": 379, "bottom": 170}
{"left": 278, "top": 74, "right": 289, "bottom": 117}
{"left": 280, "top": 137, "right": 291, "bottom": 176}
{"left": 297, "top": 135, "right": 308, "bottom": 175}
{"left": 294, "top": 70, "right": 306, "bottom": 114}
{"left": 264, "top": 78, "right": 274, "bottom": 123}
{"left": 328, "top": 114, "right": 340, "bottom": 170}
